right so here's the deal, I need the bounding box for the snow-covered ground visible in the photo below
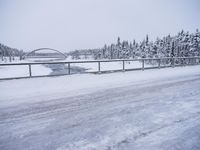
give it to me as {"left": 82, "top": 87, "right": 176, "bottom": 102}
{"left": 0, "top": 64, "right": 52, "bottom": 78}
{"left": 0, "top": 59, "right": 52, "bottom": 78}
{"left": 0, "top": 66, "right": 200, "bottom": 150}
{"left": 70, "top": 61, "right": 153, "bottom": 72}
{"left": 0, "top": 59, "right": 153, "bottom": 78}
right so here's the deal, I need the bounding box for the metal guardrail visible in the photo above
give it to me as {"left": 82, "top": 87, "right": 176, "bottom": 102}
{"left": 0, "top": 57, "right": 200, "bottom": 80}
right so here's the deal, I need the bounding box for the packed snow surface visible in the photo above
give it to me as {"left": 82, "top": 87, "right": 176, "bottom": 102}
{"left": 0, "top": 66, "right": 200, "bottom": 150}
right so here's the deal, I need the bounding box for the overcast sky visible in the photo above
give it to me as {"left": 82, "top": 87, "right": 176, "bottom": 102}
{"left": 0, "top": 0, "right": 200, "bottom": 52}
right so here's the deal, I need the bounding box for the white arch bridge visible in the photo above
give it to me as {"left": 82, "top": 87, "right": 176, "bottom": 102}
{"left": 23, "top": 48, "right": 67, "bottom": 60}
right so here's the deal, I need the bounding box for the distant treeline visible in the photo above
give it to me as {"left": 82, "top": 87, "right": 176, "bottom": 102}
{"left": 69, "top": 29, "right": 200, "bottom": 60}
{"left": 0, "top": 43, "right": 24, "bottom": 61}
{"left": 1, "top": 29, "right": 200, "bottom": 62}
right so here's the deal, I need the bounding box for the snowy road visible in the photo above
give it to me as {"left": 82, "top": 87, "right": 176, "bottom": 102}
{"left": 0, "top": 66, "right": 200, "bottom": 150}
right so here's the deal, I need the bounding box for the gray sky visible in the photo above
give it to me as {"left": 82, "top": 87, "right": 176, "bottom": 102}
{"left": 0, "top": 0, "right": 200, "bottom": 52}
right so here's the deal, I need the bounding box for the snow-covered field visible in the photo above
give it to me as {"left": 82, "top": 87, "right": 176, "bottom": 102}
{"left": 70, "top": 61, "right": 153, "bottom": 72}
{"left": 0, "top": 59, "right": 52, "bottom": 78}
{"left": 0, "top": 66, "right": 200, "bottom": 150}
{"left": 0, "top": 65, "right": 52, "bottom": 78}
{"left": 0, "top": 59, "right": 153, "bottom": 78}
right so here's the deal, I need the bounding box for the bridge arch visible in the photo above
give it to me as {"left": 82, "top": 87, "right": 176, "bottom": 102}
{"left": 23, "top": 48, "right": 67, "bottom": 60}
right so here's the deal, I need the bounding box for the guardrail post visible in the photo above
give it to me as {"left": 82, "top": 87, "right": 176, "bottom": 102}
{"left": 171, "top": 57, "right": 175, "bottom": 68}
{"left": 183, "top": 58, "right": 186, "bottom": 66}
{"left": 194, "top": 57, "right": 197, "bottom": 65}
{"left": 158, "top": 59, "right": 161, "bottom": 69}
{"left": 68, "top": 63, "right": 70, "bottom": 75}
{"left": 186, "top": 58, "right": 188, "bottom": 66}
{"left": 142, "top": 60, "right": 144, "bottom": 71}
{"left": 98, "top": 61, "right": 101, "bottom": 73}
{"left": 28, "top": 64, "right": 32, "bottom": 77}
{"left": 122, "top": 60, "right": 125, "bottom": 72}
{"left": 180, "top": 58, "right": 182, "bottom": 66}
